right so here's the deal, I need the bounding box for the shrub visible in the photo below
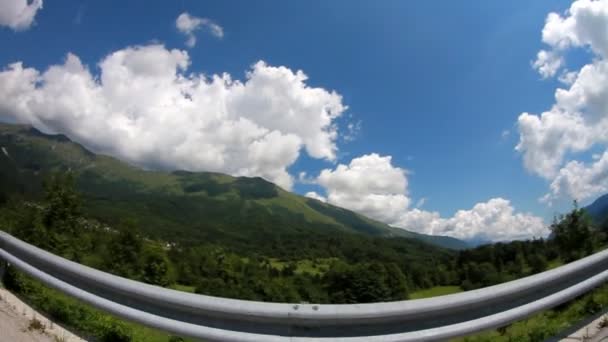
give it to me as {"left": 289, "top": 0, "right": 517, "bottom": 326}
{"left": 98, "top": 321, "right": 132, "bottom": 342}
{"left": 28, "top": 317, "right": 46, "bottom": 332}
{"left": 581, "top": 296, "right": 602, "bottom": 316}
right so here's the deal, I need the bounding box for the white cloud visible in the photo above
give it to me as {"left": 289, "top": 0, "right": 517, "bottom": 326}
{"left": 558, "top": 70, "right": 578, "bottom": 85}
{"left": 305, "top": 191, "right": 326, "bottom": 202}
{"left": 517, "top": 0, "right": 608, "bottom": 202}
{"left": 314, "top": 153, "right": 546, "bottom": 241}
{"left": 529, "top": 0, "right": 608, "bottom": 80}
{"left": 532, "top": 50, "right": 564, "bottom": 78}
{"left": 0, "top": 44, "right": 348, "bottom": 190}
{"left": 298, "top": 171, "right": 317, "bottom": 184}
{"left": 176, "top": 12, "right": 223, "bottom": 48}
{"left": 0, "top": 0, "right": 43, "bottom": 31}
{"left": 343, "top": 120, "right": 361, "bottom": 142}
{"left": 317, "top": 153, "right": 411, "bottom": 223}
{"left": 395, "top": 209, "right": 444, "bottom": 235}
{"left": 395, "top": 199, "right": 548, "bottom": 242}
{"left": 542, "top": 150, "right": 608, "bottom": 204}
{"left": 531, "top": 0, "right": 608, "bottom": 78}
{"left": 542, "top": 0, "right": 608, "bottom": 57}
{"left": 516, "top": 109, "right": 593, "bottom": 179}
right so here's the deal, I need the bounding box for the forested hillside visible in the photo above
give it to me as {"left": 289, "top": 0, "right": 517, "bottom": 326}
{"left": 0, "top": 123, "right": 467, "bottom": 250}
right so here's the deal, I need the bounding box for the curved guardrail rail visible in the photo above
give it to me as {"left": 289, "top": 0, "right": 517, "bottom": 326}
{"left": 1, "top": 230, "right": 608, "bottom": 341}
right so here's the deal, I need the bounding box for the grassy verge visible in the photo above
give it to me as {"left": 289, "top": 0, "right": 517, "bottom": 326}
{"left": 170, "top": 284, "right": 196, "bottom": 293}
{"left": 453, "top": 284, "right": 608, "bottom": 341}
{"left": 2, "top": 267, "right": 193, "bottom": 342}
{"left": 410, "top": 286, "right": 463, "bottom": 299}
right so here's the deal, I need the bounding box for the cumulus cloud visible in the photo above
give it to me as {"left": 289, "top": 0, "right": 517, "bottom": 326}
{"left": 314, "top": 153, "right": 547, "bottom": 241}
{"left": 558, "top": 70, "right": 578, "bottom": 85}
{"left": 532, "top": 50, "right": 563, "bottom": 78}
{"left": 543, "top": 0, "right": 608, "bottom": 57}
{"left": 176, "top": 12, "right": 223, "bottom": 47}
{"left": 0, "top": 0, "right": 43, "bottom": 31}
{"left": 542, "top": 150, "right": 608, "bottom": 204}
{"left": 317, "top": 154, "right": 411, "bottom": 223}
{"left": 396, "top": 199, "right": 547, "bottom": 242}
{"left": 0, "top": 44, "right": 347, "bottom": 189}
{"left": 531, "top": 0, "right": 608, "bottom": 77}
{"left": 305, "top": 191, "right": 326, "bottom": 202}
{"left": 516, "top": 109, "right": 593, "bottom": 179}
{"left": 517, "top": 0, "right": 608, "bottom": 202}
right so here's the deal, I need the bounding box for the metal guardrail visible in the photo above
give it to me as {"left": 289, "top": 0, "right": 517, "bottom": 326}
{"left": 1, "top": 230, "right": 608, "bottom": 341}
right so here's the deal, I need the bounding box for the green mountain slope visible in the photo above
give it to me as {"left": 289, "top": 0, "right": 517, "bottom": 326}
{"left": 0, "top": 123, "right": 467, "bottom": 250}
{"left": 586, "top": 194, "right": 608, "bottom": 226}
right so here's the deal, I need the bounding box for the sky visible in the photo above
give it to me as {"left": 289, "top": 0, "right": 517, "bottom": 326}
{"left": 1, "top": 0, "right": 607, "bottom": 242}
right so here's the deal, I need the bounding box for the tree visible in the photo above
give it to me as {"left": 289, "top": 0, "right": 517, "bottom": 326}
{"left": 550, "top": 202, "right": 594, "bottom": 262}
{"left": 528, "top": 253, "right": 548, "bottom": 274}
{"left": 324, "top": 262, "right": 399, "bottom": 303}
{"left": 141, "top": 246, "right": 173, "bottom": 286}
{"left": 105, "top": 219, "right": 143, "bottom": 278}
{"left": 384, "top": 263, "right": 409, "bottom": 300}
{"left": 42, "top": 172, "right": 82, "bottom": 236}
{"left": 13, "top": 204, "right": 49, "bottom": 249}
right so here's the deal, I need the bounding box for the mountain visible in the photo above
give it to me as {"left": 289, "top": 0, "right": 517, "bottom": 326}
{"left": 585, "top": 193, "right": 608, "bottom": 228}
{"left": 0, "top": 123, "right": 468, "bottom": 250}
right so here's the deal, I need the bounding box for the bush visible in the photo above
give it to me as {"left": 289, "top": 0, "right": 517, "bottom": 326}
{"left": 2, "top": 266, "right": 23, "bottom": 292}
{"left": 581, "top": 296, "right": 602, "bottom": 316}
{"left": 28, "top": 317, "right": 46, "bottom": 332}
{"left": 527, "top": 328, "right": 549, "bottom": 342}
{"left": 47, "top": 300, "right": 74, "bottom": 323}
{"left": 97, "top": 318, "right": 132, "bottom": 342}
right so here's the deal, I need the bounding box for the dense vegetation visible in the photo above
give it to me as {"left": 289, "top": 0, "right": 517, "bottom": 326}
{"left": 457, "top": 283, "right": 608, "bottom": 342}
{"left": 2, "top": 174, "right": 607, "bottom": 341}
{"left": 1, "top": 173, "right": 448, "bottom": 303}
{"left": 8, "top": 174, "right": 603, "bottom": 302}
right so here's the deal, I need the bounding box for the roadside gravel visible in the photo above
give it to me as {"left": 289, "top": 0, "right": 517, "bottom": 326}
{"left": 0, "top": 287, "right": 87, "bottom": 342}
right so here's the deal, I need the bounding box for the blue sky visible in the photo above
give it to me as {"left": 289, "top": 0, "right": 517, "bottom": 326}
{"left": 1, "top": 0, "right": 607, "bottom": 241}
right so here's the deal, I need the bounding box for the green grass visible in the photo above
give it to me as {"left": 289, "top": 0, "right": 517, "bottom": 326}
{"left": 410, "top": 286, "right": 463, "bottom": 299}
{"left": 3, "top": 269, "right": 194, "bottom": 342}
{"left": 548, "top": 259, "right": 564, "bottom": 270}
{"left": 269, "top": 258, "right": 338, "bottom": 276}
{"left": 452, "top": 284, "right": 608, "bottom": 341}
{"left": 257, "top": 190, "right": 340, "bottom": 226}
{"left": 293, "top": 259, "right": 332, "bottom": 276}
{"left": 170, "top": 284, "right": 196, "bottom": 293}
